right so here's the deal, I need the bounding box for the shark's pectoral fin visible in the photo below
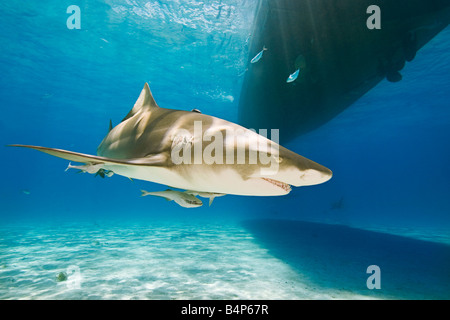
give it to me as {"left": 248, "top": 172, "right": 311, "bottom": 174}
{"left": 209, "top": 197, "right": 214, "bottom": 207}
{"left": 7, "top": 144, "right": 168, "bottom": 167}
{"left": 8, "top": 145, "right": 107, "bottom": 164}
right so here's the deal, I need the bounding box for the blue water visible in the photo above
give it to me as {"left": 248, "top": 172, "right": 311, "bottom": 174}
{"left": 1, "top": 1, "right": 449, "bottom": 299}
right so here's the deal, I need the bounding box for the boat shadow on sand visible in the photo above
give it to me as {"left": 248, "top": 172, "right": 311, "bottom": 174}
{"left": 241, "top": 219, "right": 450, "bottom": 299}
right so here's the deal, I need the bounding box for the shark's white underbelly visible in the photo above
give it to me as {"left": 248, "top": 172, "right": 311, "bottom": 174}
{"left": 103, "top": 164, "right": 288, "bottom": 196}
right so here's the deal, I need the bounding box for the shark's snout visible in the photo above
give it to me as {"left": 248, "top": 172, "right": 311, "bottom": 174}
{"left": 297, "top": 167, "right": 332, "bottom": 186}
{"left": 264, "top": 147, "right": 332, "bottom": 188}
{"left": 271, "top": 167, "right": 331, "bottom": 188}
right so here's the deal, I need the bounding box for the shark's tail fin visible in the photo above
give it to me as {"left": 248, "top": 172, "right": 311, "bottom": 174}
{"left": 140, "top": 190, "right": 149, "bottom": 197}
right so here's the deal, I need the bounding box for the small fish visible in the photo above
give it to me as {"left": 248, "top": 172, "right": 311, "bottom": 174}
{"left": 40, "top": 93, "right": 54, "bottom": 100}
{"left": 331, "top": 196, "right": 344, "bottom": 210}
{"left": 141, "top": 189, "right": 203, "bottom": 208}
{"left": 65, "top": 162, "right": 104, "bottom": 174}
{"left": 286, "top": 69, "right": 300, "bottom": 83}
{"left": 185, "top": 191, "right": 225, "bottom": 206}
{"left": 238, "top": 68, "right": 248, "bottom": 77}
{"left": 22, "top": 189, "right": 31, "bottom": 195}
{"left": 250, "top": 46, "right": 267, "bottom": 64}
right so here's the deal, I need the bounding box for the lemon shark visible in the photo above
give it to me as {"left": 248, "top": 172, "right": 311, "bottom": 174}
{"left": 9, "top": 83, "right": 332, "bottom": 196}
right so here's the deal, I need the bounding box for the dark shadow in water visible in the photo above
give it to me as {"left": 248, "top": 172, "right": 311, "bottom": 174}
{"left": 242, "top": 219, "right": 450, "bottom": 299}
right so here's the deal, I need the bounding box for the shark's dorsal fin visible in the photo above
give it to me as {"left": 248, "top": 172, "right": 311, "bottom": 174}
{"left": 121, "top": 83, "right": 159, "bottom": 122}
{"left": 108, "top": 119, "right": 113, "bottom": 132}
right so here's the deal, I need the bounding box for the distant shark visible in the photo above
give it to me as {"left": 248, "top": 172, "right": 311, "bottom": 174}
{"left": 9, "top": 83, "right": 332, "bottom": 197}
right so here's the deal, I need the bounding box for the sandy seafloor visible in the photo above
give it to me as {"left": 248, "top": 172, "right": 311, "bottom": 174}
{"left": 0, "top": 219, "right": 449, "bottom": 300}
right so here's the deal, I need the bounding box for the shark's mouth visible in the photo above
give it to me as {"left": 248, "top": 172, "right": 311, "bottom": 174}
{"left": 262, "top": 177, "right": 292, "bottom": 193}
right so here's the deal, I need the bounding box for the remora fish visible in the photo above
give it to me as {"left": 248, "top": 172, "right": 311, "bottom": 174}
{"left": 65, "top": 162, "right": 103, "bottom": 174}
{"left": 185, "top": 191, "right": 225, "bottom": 206}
